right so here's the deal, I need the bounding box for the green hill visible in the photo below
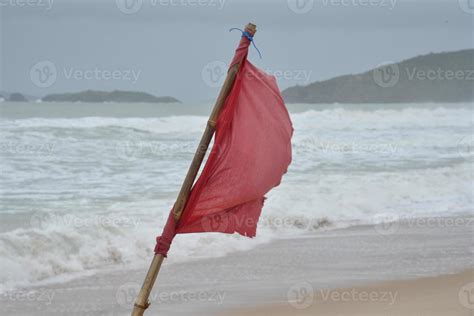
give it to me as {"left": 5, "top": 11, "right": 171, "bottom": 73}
{"left": 42, "top": 90, "right": 180, "bottom": 103}
{"left": 282, "top": 49, "right": 473, "bottom": 104}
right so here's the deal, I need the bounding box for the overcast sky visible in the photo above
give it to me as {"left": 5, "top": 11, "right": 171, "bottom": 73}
{"left": 1, "top": 0, "right": 473, "bottom": 101}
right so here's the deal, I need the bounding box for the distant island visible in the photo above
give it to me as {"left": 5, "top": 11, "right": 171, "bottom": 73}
{"left": 282, "top": 49, "right": 473, "bottom": 104}
{"left": 42, "top": 90, "right": 180, "bottom": 103}
{"left": 0, "top": 92, "right": 29, "bottom": 102}
{"left": 0, "top": 91, "right": 39, "bottom": 102}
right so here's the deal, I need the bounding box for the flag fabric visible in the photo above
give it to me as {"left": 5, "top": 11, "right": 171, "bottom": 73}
{"left": 155, "top": 31, "right": 293, "bottom": 257}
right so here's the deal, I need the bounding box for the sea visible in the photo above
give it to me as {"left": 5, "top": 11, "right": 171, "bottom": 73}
{"left": 0, "top": 101, "right": 472, "bottom": 293}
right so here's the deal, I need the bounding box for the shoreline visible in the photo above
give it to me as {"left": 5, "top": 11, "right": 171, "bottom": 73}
{"left": 2, "top": 213, "right": 472, "bottom": 293}
{"left": 1, "top": 215, "right": 472, "bottom": 315}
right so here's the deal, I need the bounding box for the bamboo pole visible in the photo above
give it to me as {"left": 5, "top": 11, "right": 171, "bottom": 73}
{"left": 131, "top": 23, "right": 257, "bottom": 316}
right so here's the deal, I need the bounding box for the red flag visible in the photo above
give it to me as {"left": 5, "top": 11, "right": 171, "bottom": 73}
{"left": 155, "top": 32, "right": 293, "bottom": 257}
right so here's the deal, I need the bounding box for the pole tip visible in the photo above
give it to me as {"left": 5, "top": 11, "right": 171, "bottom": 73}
{"left": 246, "top": 23, "right": 257, "bottom": 34}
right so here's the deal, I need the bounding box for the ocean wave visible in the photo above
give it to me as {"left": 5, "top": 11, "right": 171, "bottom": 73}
{"left": 0, "top": 209, "right": 330, "bottom": 292}
{"left": 0, "top": 106, "right": 472, "bottom": 291}
{"left": 0, "top": 116, "right": 208, "bottom": 135}
{"left": 0, "top": 161, "right": 471, "bottom": 292}
{"left": 1, "top": 106, "right": 471, "bottom": 133}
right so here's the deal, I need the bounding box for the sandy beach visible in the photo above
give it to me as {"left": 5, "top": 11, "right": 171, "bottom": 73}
{"left": 1, "top": 215, "right": 472, "bottom": 315}
{"left": 222, "top": 270, "right": 474, "bottom": 316}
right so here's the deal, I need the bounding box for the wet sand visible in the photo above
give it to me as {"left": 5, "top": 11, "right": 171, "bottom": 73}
{"left": 222, "top": 269, "right": 474, "bottom": 316}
